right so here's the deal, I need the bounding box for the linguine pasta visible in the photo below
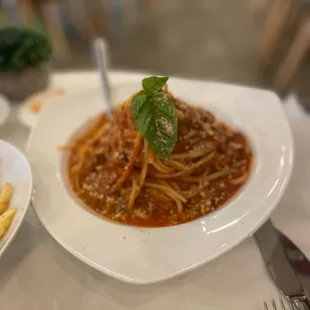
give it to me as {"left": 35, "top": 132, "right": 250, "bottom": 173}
{"left": 62, "top": 88, "right": 253, "bottom": 227}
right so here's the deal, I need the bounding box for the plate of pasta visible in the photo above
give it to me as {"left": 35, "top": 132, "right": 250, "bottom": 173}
{"left": 27, "top": 72, "right": 293, "bottom": 284}
{"left": 0, "top": 140, "right": 32, "bottom": 257}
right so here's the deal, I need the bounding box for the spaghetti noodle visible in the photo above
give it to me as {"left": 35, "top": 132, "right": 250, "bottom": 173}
{"left": 64, "top": 89, "right": 253, "bottom": 227}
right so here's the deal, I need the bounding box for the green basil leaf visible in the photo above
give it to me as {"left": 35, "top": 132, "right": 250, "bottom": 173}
{"left": 142, "top": 76, "right": 169, "bottom": 94}
{"left": 131, "top": 91, "right": 149, "bottom": 118}
{"left": 134, "top": 95, "right": 177, "bottom": 161}
{"left": 132, "top": 76, "right": 177, "bottom": 160}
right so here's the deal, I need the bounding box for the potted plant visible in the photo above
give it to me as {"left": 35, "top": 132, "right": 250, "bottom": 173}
{"left": 0, "top": 23, "right": 53, "bottom": 101}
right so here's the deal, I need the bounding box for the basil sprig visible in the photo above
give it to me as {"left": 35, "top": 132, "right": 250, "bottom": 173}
{"left": 131, "top": 76, "right": 178, "bottom": 161}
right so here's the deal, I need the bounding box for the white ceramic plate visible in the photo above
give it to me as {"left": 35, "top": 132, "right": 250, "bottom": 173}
{"left": 0, "top": 140, "right": 33, "bottom": 257}
{"left": 26, "top": 72, "right": 294, "bottom": 284}
{"left": 0, "top": 95, "right": 11, "bottom": 127}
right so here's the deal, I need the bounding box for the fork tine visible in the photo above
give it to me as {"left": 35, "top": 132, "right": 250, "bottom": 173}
{"left": 280, "top": 298, "right": 285, "bottom": 310}
{"left": 264, "top": 298, "right": 288, "bottom": 310}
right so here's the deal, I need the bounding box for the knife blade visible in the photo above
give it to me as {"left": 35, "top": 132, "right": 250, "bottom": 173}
{"left": 255, "top": 220, "right": 310, "bottom": 309}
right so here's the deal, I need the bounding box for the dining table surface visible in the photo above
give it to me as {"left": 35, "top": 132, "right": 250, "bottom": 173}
{"left": 0, "top": 71, "right": 309, "bottom": 310}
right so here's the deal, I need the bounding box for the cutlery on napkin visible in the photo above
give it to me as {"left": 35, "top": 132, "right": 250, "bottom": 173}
{"left": 255, "top": 220, "right": 310, "bottom": 309}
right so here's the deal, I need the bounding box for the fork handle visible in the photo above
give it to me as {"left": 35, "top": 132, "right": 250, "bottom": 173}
{"left": 290, "top": 296, "right": 310, "bottom": 310}
{"left": 92, "top": 38, "right": 113, "bottom": 116}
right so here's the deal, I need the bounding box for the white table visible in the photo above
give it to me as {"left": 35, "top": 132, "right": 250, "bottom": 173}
{"left": 0, "top": 72, "right": 308, "bottom": 310}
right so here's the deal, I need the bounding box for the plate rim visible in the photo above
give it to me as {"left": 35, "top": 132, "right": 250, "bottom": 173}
{"left": 27, "top": 72, "right": 294, "bottom": 284}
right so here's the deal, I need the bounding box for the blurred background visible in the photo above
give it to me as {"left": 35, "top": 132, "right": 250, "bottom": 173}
{"left": 1, "top": 0, "right": 310, "bottom": 105}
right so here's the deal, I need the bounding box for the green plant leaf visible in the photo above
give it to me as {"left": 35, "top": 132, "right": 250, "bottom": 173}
{"left": 0, "top": 26, "right": 52, "bottom": 72}
{"left": 142, "top": 76, "right": 169, "bottom": 94}
{"left": 132, "top": 77, "right": 177, "bottom": 161}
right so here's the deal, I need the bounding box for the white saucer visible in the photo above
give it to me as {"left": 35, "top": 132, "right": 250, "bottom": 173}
{"left": 0, "top": 95, "right": 11, "bottom": 127}
{"left": 17, "top": 89, "right": 66, "bottom": 129}
{"left": 17, "top": 71, "right": 100, "bottom": 129}
{"left": 17, "top": 102, "right": 37, "bottom": 129}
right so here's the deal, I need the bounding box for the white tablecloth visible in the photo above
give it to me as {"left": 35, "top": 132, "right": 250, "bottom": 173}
{"left": 0, "top": 73, "right": 308, "bottom": 310}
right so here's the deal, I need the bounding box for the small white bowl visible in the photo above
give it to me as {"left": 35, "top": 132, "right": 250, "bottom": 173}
{"left": 0, "top": 140, "right": 33, "bottom": 257}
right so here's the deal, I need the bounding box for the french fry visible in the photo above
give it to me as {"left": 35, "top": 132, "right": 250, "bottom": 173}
{"left": 0, "top": 208, "right": 16, "bottom": 239}
{"left": 0, "top": 182, "right": 13, "bottom": 215}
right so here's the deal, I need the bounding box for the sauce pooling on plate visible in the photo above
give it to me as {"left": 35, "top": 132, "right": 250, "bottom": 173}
{"left": 63, "top": 76, "right": 253, "bottom": 227}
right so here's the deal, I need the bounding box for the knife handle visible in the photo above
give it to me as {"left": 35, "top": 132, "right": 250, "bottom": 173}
{"left": 290, "top": 296, "right": 310, "bottom": 310}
